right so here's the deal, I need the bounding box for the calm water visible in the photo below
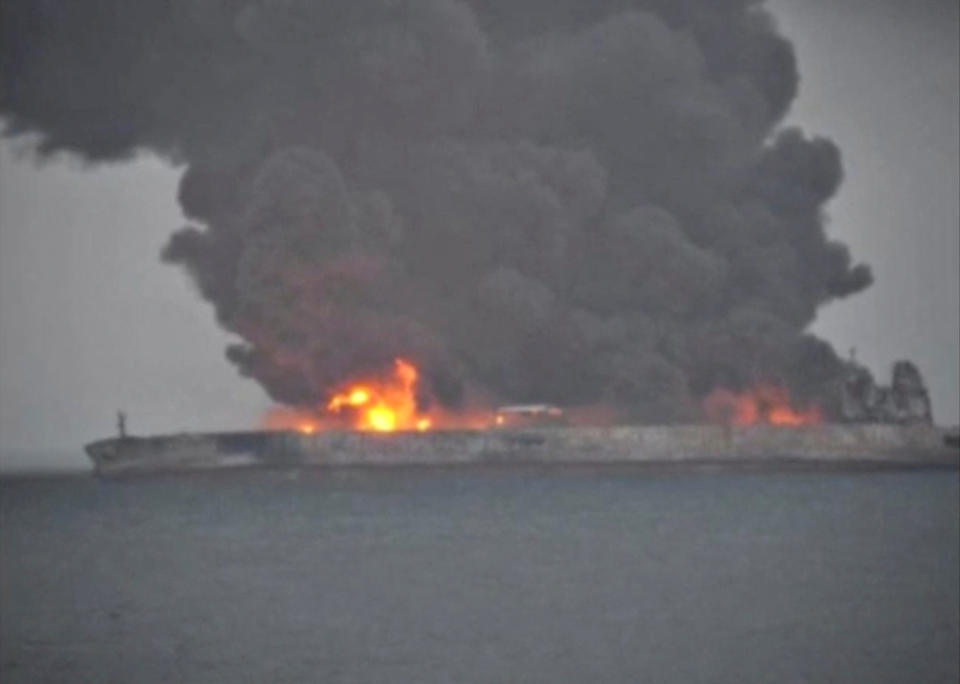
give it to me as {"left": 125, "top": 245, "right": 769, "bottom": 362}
{"left": 1, "top": 466, "right": 958, "bottom": 683}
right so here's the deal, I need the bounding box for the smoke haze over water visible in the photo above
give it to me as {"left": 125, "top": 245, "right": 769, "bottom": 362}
{"left": 0, "top": 1, "right": 874, "bottom": 421}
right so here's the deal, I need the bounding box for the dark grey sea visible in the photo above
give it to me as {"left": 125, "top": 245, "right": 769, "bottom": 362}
{"left": 2, "top": 465, "right": 958, "bottom": 683}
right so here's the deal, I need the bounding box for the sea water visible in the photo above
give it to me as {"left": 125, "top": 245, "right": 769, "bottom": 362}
{"left": 1, "top": 465, "right": 957, "bottom": 683}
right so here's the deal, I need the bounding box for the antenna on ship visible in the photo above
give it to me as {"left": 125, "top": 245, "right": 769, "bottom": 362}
{"left": 117, "top": 410, "right": 127, "bottom": 439}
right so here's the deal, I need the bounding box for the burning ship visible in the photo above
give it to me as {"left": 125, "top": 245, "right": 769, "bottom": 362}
{"left": 12, "top": 2, "right": 952, "bottom": 477}
{"left": 85, "top": 360, "right": 959, "bottom": 477}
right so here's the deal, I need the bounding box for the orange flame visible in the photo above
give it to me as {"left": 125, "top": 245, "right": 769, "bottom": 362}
{"left": 323, "top": 358, "right": 430, "bottom": 432}
{"left": 263, "top": 364, "right": 618, "bottom": 433}
{"left": 703, "top": 385, "right": 822, "bottom": 427}
{"left": 263, "top": 359, "right": 432, "bottom": 433}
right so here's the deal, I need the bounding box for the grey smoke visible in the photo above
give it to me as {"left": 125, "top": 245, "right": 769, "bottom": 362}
{"left": 0, "top": 0, "right": 874, "bottom": 421}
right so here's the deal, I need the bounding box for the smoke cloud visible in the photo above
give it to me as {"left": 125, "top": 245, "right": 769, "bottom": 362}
{"left": 1, "top": 0, "right": 873, "bottom": 421}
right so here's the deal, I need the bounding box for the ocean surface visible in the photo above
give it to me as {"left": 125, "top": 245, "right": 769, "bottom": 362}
{"left": 1, "top": 465, "right": 958, "bottom": 683}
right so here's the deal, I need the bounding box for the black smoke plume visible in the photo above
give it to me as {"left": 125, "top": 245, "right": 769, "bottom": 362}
{"left": 1, "top": 0, "right": 874, "bottom": 421}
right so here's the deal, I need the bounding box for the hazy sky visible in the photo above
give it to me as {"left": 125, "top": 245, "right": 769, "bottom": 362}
{"left": 0, "top": 0, "right": 957, "bottom": 470}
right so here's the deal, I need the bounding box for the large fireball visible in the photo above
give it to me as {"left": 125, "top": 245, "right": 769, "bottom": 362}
{"left": 324, "top": 359, "right": 431, "bottom": 433}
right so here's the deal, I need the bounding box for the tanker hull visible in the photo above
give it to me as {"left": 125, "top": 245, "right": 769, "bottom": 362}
{"left": 85, "top": 424, "right": 959, "bottom": 477}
